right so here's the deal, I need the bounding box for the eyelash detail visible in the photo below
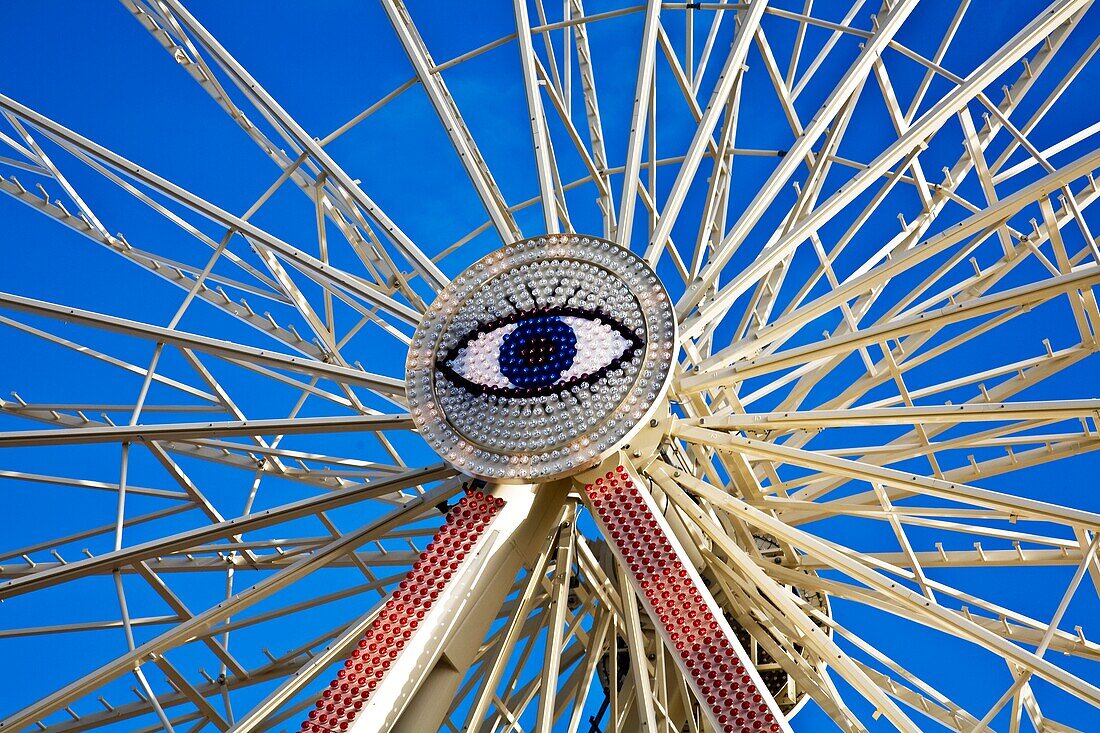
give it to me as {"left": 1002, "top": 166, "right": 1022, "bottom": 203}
{"left": 436, "top": 306, "right": 643, "bottom": 397}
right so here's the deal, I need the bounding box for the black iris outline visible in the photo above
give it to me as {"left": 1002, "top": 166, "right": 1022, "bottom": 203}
{"left": 436, "top": 305, "right": 643, "bottom": 398}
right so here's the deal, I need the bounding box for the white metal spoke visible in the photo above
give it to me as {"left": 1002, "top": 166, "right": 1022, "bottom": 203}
{"left": 677, "top": 0, "right": 921, "bottom": 321}
{"left": 0, "top": 291, "right": 405, "bottom": 403}
{"left": 0, "top": 93, "right": 423, "bottom": 329}
{"left": 0, "top": 414, "right": 412, "bottom": 448}
{"left": 656, "top": 462, "right": 1100, "bottom": 709}
{"left": 0, "top": 465, "right": 453, "bottom": 601}
{"left": 2, "top": 3, "right": 1099, "bottom": 731}
{"left": 146, "top": 0, "right": 449, "bottom": 297}
{"left": 612, "top": 0, "right": 661, "bottom": 249}
{"left": 513, "top": 0, "right": 561, "bottom": 236}
{"left": 679, "top": 0, "right": 1090, "bottom": 341}
{"left": 1, "top": 472, "right": 459, "bottom": 731}
{"left": 380, "top": 0, "right": 523, "bottom": 244}
{"left": 646, "top": 0, "right": 768, "bottom": 265}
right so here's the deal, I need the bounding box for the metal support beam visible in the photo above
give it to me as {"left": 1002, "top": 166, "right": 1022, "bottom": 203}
{"left": 0, "top": 291, "right": 406, "bottom": 401}
{"left": 0, "top": 414, "right": 412, "bottom": 448}
{"left": 0, "top": 465, "right": 454, "bottom": 601}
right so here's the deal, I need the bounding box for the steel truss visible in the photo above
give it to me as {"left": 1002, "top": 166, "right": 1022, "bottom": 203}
{"left": 0, "top": 1, "right": 1098, "bottom": 732}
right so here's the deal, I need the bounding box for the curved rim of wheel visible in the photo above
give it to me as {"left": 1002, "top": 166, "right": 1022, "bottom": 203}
{"left": 1, "top": 1, "right": 1099, "bottom": 732}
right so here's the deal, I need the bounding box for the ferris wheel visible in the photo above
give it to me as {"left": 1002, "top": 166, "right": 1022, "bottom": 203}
{"left": 0, "top": 1, "right": 1099, "bottom": 731}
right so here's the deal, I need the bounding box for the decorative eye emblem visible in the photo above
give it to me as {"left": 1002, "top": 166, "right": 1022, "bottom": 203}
{"left": 437, "top": 307, "right": 643, "bottom": 397}
{"left": 406, "top": 235, "right": 676, "bottom": 482}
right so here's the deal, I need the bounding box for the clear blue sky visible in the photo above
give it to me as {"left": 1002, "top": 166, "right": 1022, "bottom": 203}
{"left": 0, "top": 1, "right": 1098, "bottom": 731}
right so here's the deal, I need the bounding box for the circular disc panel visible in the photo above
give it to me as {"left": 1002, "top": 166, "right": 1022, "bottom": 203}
{"left": 406, "top": 235, "right": 676, "bottom": 481}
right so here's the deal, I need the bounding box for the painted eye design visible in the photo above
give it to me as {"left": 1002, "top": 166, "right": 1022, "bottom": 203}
{"left": 437, "top": 307, "right": 642, "bottom": 397}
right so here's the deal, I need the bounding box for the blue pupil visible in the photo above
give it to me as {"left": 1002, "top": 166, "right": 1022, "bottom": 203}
{"left": 498, "top": 316, "right": 577, "bottom": 388}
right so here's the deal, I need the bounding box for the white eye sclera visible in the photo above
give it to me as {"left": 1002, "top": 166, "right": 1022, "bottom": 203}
{"left": 438, "top": 309, "right": 639, "bottom": 397}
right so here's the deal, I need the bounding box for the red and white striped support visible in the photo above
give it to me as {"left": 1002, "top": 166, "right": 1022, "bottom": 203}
{"left": 299, "top": 486, "right": 505, "bottom": 733}
{"left": 584, "top": 464, "right": 792, "bottom": 733}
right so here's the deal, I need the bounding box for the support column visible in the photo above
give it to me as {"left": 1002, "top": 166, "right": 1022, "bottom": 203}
{"left": 299, "top": 480, "right": 568, "bottom": 733}
{"left": 579, "top": 458, "right": 792, "bottom": 733}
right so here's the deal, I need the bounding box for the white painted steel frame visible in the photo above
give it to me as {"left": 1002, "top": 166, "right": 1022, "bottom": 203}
{"left": 0, "top": 1, "right": 1097, "bottom": 732}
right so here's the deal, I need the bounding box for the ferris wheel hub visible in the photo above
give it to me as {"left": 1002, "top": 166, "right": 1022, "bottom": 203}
{"left": 407, "top": 234, "right": 677, "bottom": 482}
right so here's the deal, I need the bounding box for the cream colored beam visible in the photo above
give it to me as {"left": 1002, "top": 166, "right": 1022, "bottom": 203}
{"left": 682, "top": 265, "right": 1100, "bottom": 391}
{"left": 656, "top": 463, "right": 1100, "bottom": 704}
{"left": 673, "top": 424, "right": 1100, "bottom": 529}
{"left": 679, "top": 399, "right": 1100, "bottom": 430}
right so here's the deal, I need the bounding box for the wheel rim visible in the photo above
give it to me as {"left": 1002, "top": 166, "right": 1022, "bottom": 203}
{"left": 1, "top": 1, "right": 1099, "bottom": 731}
